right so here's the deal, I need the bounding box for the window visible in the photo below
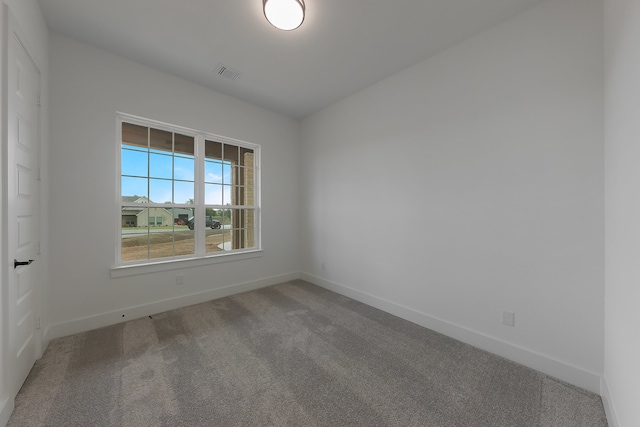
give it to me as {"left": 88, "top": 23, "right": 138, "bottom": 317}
{"left": 118, "top": 114, "right": 260, "bottom": 265}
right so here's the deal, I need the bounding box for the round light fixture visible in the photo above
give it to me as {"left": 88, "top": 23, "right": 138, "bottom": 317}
{"left": 263, "top": 0, "right": 305, "bottom": 31}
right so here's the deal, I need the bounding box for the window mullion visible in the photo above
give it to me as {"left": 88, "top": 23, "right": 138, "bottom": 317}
{"left": 171, "top": 132, "right": 176, "bottom": 257}
{"left": 146, "top": 127, "right": 151, "bottom": 260}
{"left": 194, "top": 135, "right": 206, "bottom": 256}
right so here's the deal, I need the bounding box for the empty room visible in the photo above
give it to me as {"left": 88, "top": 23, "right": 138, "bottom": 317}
{"left": 0, "top": 0, "right": 638, "bottom": 426}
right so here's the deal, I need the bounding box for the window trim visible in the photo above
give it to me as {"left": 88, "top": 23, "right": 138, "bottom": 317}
{"left": 110, "top": 250, "right": 263, "bottom": 278}
{"left": 114, "top": 113, "right": 261, "bottom": 270}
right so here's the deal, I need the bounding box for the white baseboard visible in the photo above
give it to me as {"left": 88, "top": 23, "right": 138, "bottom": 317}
{"left": 0, "top": 397, "right": 14, "bottom": 427}
{"left": 301, "top": 272, "right": 603, "bottom": 394}
{"left": 600, "top": 377, "right": 619, "bottom": 427}
{"left": 44, "top": 272, "right": 300, "bottom": 342}
{"left": 42, "top": 270, "right": 604, "bottom": 395}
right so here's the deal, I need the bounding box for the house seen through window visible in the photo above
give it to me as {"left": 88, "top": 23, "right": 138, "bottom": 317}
{"left": 118, "top": 116, "right": 259, "bottom": 264}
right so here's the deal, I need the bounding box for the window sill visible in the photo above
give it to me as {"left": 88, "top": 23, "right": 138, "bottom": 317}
{"left": 110, "top": 249, "right": 263, "bottom": 278}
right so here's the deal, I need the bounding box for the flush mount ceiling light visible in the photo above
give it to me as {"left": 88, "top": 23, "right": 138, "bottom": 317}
{"left": 263, "top": 0, "right": 305, "bottom": 31}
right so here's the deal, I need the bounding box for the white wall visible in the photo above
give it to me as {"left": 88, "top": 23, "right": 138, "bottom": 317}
{"left": 45, "top": 34, "right": 300, "bottom": 339}
{"left": 300, "top": 0, "right": 604, "bottom": 392}
{"left": 603, "top": 0, "right": 640, "bottom": 426}
{"left": 1, "top": 1, "right": 49, "bottom": 424}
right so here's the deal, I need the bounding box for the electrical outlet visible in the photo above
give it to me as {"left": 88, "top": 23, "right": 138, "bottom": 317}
{"left": 502, "top": 311, "right": 515, "bottom": 327}
{"left": 176, "top": 274, "right": 184, "bottom": 286}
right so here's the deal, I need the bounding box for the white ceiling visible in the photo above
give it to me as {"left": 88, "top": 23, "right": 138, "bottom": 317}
{"left": 38, "top": 0, "right": 546, "bottom": 119}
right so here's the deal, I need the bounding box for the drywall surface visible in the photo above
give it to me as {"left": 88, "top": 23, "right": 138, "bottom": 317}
{"left": 47, "top": 34, "right": 300, "bottom": 336}
{"left": 604, "top": 0, "right": 640, "bottom": 425}
{"left": 300, "top": 0, "right": 604, "bottom": 391}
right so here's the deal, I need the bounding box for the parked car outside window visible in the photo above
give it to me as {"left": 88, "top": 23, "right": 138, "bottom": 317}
{"left": 187, "top": 216, "right": 221, "bottom": 230}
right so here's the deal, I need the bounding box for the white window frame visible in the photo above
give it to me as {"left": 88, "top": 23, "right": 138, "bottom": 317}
{"left": 111, "top": 113, "right": 261, "bottom": 277}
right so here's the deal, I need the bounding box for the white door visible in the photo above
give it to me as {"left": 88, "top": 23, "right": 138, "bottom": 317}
{"left": 6, "top": 25, "right": 40, "bottom": 395}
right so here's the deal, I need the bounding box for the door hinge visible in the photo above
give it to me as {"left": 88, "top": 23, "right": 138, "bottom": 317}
{"left": 36, "top": 316, "right": 41, "bottom": 330}
{"left": 37, "top": 242, "right": 41, "bottom": 254}
{"left": 37, "top": 95, "right": 42, "bottom": 106}
{"left": 37, "top": 168, "right": 41, "bottom": 181}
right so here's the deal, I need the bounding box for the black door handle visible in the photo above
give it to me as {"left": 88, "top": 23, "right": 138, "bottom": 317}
{"left": 14, "top": 259, "right": 34, "bottom": 269}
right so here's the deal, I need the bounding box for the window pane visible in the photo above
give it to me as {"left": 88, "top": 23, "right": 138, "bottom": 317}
{"left": 222, "top": 209, "right": 255, "bottom": 248}
{"left": 205, "top": 140, "right": 222, "bottom": 159}
{"left": 205, "top": 216, "right": 226, "bottom": 254}
{"left": 121, "top": 147, "right": 148, "bottom": 177}
{"left": 221, "top": 209, "right": 231, "bottom": 226}
{"left": 175, "top": 133, "right": 195, "bottom": 156}
{"left": 205, "top": 161, "right": 223, "bottom": 184}
{"left": 231, "top": 165, "right": 241, "bottom": 185}
{"left": 233, "top": 186, "right": 255, "bottom": 206}
{"left": 223, "top": 144, "right": 239, "bottom": 163}
{"left": 174, "top": 181, "right": 194, "bottom": 204}
{"left": 245, "top": 227, "right": 255, "bottom": 249}
{"left": 174, "top": 207, "right": 194, "bottom": 226}
{"left": 223, "top": 163, "right": 232, "bottom": 185}
{"left": 243, "top": 208, "right": 256, "bottom": 228}
{"left": 148, "top": 207, "right": 185, "bottom": 259}
{"left": 245, "top": 186, "right": 256, "bottom": 206}
{"left": 222, "top": 185, "right": 231, "bottom": 205}
{"left": 150, "top": 128, "right": 172, "bottom": 153}
{"left": 239, "top": 165, "right": 255, "bottom": 187}
{"left": 205, "top": 183, "right": 223, "bottom": 205}
{"left": 231, "top": 165, "right": 255, "bottom": 185}
{"left": 224, "top": 209, "right": 236, "bottom": 251}
{"left": 219, "top": 229, "right": 233, "bottom": 252}
{"left": 122, "top": 209, "right": 149, "bottom": 262}
{"left": 172, "top": 208, "right": 195, "bottom": 257}
{"left": 121, "top": 207, "right": 197, "bottom": 261}
{"left": 122, "top": 176, "right": 148, "bottom": 199}
{"left": 240, "top": 147, "right": 255, "bottom": 167}
{"left": 122, "top": 122, "right": 148, "bottom": 148}
{"left": 242, "top": 208, "right": 256, "bottom": 250}
{"left": 174, "top": 156, "right": 194, "bottom": 181}
{"left": 150, "top": 178, "right": 172, "bottom": 203}
{"left": 122, "top": 213, "right": 137, "bottom": 228}
{"left": 149, "top": 152, "right": 172, "bottom": 179}
{"left": 173, "top": 230, "right": 195, "bottom": 257}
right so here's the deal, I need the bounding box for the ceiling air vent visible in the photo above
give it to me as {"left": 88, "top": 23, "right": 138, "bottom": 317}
{"left": 214, "top": 64, "right": 242, "bottom": 81}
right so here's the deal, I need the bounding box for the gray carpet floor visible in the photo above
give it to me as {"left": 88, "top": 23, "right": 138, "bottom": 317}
{"left": 8, "top": 280, "right": 608, "bottom": 426}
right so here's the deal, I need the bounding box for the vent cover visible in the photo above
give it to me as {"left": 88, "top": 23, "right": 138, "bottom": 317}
{"left": 214, "top": 64, "right": 242, "bottom": 81}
